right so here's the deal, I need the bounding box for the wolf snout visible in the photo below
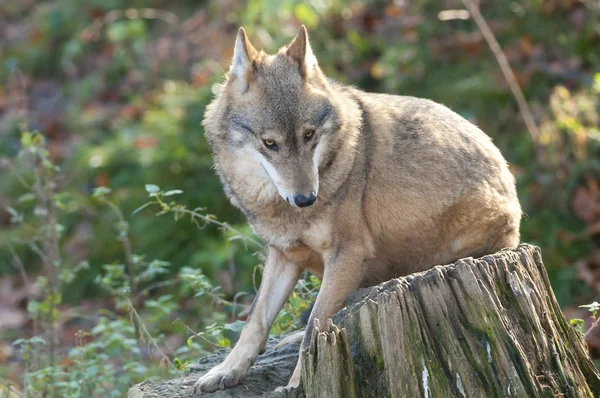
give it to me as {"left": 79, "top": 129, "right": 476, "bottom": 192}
{"left": 293, "top": 192, "right": 317, "bottom": 207}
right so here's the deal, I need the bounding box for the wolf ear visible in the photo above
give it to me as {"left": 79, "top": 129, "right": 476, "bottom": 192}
{"left": 286, "top": 25, "right": 317, "bottom": 77}
{"left": 230, "top": 27, "right": 257, "bottom": 83}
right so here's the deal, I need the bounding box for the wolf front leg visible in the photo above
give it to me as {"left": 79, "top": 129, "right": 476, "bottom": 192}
{"left": 277, "top": 245, "right": 367, "bottom": 391}
{"left": 193, "top": 247, "right": 301, "bottom": 394}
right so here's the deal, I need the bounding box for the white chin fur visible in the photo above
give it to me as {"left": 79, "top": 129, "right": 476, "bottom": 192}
{"left": 250, "top": 150, "right": 295, "bottom": 204}
{"left": 251, "top": 149, "right": 318, "bottom": 207}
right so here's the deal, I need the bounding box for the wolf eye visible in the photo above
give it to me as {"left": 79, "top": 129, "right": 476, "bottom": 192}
{"left": 263, "top": 139, "right": 278, "bottom": 150}
{"left": 304, "top": 129, "right": 315, "bottom": 142}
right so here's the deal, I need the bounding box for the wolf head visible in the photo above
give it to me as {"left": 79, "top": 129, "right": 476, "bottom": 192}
{"left": 204, "top": 26, "right": 341, "bottom": 208}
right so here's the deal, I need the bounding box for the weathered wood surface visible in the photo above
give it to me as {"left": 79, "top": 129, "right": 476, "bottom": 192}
{"left": 129, "top": 245, "right": 600, "bottom": 397}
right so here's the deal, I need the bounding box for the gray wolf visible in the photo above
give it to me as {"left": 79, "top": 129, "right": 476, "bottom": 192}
{"left": 194, "top": 25, "right": 521, "bottom": 394}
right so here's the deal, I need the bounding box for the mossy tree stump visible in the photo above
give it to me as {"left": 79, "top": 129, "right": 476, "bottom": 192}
{"left": 304, "top": 244, "right": 599, "bottom": 397}
{"left": 129, "top": 245, "right": 600, "bottom": 397}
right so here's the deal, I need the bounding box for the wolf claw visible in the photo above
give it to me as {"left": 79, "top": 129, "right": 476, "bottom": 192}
{"left": 193, "top": 366, "right": 245, "bottom": 394}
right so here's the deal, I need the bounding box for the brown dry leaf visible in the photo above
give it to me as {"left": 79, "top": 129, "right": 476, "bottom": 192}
{"left": 385, "top": 5, "right": 403, "bottom": 18}
{"left": 572, "top": 186, "right": 598, "bottom": 223}
{"left": 586, "top": 176, "right": 599, "bottom": 197}
{"left": 119, "top": 104, "right": 142, "bottom": 120}
{"left": 576, "top": 260, "right": 600, "bottom": 291}
{"left": 588, "top": 221, "right": 600, "bottom": 236}
{"left": 134, "top": 136, "right": 159, "bottom": 149}
{"left": 192, "top": 69, "right": 211, "bottom": 87}
{"left": 508, "top": 165, "right": 524, "bottom": 178}
{"left": 514, "top": 71, "right": 530, "bottom": 89}
{"left": 29, "top": 28, "right": 42, "bottom": 43}
{"left": 520, "top": 35, "right": 533, "bottom": 57}
{"left": 61, "top": 355, "right": 75, "bottom": 367}
{"left": 0, "top": 342, "right": 14, "bottom": 364}
{"left": 555, "top": 229, "right": 574, "bottom": 243}
{"left": 541, "top": 0, "right": 559, "bottom": 15}
{"left": 95, "top": 172, "right": 110, "bottom": 187}
{"left": 458, "top": 32, "right": 483, "bottom": 56}
{"left": 88, "top": 7, "right": 105, "bottom": 20}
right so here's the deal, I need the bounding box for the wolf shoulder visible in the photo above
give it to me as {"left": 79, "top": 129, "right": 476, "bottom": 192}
{"left": 351, "top": 91, "right": 508, "bottom": 173}
{"left": 355, "top": 92, "right": 493, "bottom": 147}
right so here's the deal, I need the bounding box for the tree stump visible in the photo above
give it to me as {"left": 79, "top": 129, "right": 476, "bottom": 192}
{"left": 128, "top": 245, "right": 600, "bottom": 397}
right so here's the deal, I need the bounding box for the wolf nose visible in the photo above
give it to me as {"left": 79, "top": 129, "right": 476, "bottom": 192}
{"left": 294, "top": 192, "right": 317, "bottom": 208}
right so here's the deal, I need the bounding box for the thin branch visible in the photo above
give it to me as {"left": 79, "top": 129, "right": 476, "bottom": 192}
{"left": 127, "top": 299, "right": 173, "bottom": 367}
{"left": 172, "top": 318, "right": 222, "bottom": 349}
{"left": 81, "top": 8, "right": 179, "bottom": 41}
{"left": 461, "top": 0, "right": 541, "bottom": 149}
{"left": 136, "top": 280, "right": 176, "bottom": 300}
{"left": 5, "top": 160, "right": 33, "bottom": 190}
{"left": 9, "top": 245, "right": 31, "bottom": 289}
{"left": 585, "top": 316, "right": 599, "bottom": 338}
{"left": 104, "top": 200, "right": 138, "bottom": 301}
{"left": 174, "top": 206, "right": 264, "bottom": 249}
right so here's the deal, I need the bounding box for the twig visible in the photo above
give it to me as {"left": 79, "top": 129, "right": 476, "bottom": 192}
{"left": 171, "top": 205, "right": 264, "bottom": 249}
{"left": 29, "top": 148, "right": 62, "bottom": 371}
{"left": 103, "top": 200, "right": 138, "bottom": 302}
{"left": 584, "top": 316, "right": 599, "bottom": 338}
{"left": 9, "top": 245, "right": 31, "bottom": 290}
{"left": 4, "top": 160, "right": 33, "bottom": 190}
{"left": 461, "top": 0, "right": 541, "bottom": 149}
{"left": 172, "top": 318, "right": 222, "bottom": 348}
{"left": 231, "top": 292, "right": 248, "bottom": 322}
{"left": 7, "top": 68, "right": 29, "bottom": 131}
{"left": 100, "top": 197, "right": 146, "bottom": 353}
{"left": 127, "top": 299, "right": 173, "bottom": 367}
{"left": 81, "top": 8, "right": 179, "bottom": 41}
{"left": 136, "top": 280, "right": 176, "bottom": 300}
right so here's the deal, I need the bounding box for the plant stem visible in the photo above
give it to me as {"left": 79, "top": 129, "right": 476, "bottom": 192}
{"left": 461, "top": 0, "right": 542, "bottom": 156}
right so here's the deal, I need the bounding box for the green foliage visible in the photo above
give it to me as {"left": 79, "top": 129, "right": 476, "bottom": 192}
{"left": 1, "top": 0, "right": 600, "bottom": 394}
{"left": 2, "top": 131, "right": 313, "bottom": 396}
{"left": 581, "top": 302, "right": 600, "bottom": 318}
{"left": 571, "top": 301, "right": 600, "bottom": 337}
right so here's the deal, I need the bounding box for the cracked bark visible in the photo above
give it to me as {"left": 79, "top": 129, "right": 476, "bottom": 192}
{"left": 129, "top": 245, "right": 600, "bottom": 397}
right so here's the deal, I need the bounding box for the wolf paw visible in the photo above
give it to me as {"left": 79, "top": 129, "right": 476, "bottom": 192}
{"left": 274, "top": 375, "right": 300, "bottom": 393}
{"left": 274, "top": 381, "right": 299, "bottom": 393}
{"left": 193, "top": 364, "right": 247, "bottom": 394}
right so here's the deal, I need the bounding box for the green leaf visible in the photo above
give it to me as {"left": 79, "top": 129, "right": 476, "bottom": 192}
{"left": 29, "top": 336, "right": 47, "bottom": 345}
{"left": 92, "top": 187, "right": 112, "bottom": 198}
{"left": 570, "top": 318, "right": 584, "bottom": 333}
{"left": 145, "top": 184, "right": 160, "bottom": 193}
{"left": 294, "top": 4, "right": 318, "bottom": 28}
{"left": 593, "top": 72, "right": 600, "bottom": 94}
{"left": 173, "top": 357, "right": 187, "bottom": 370}
{"left": 6, "top": 207, "right": 20, "bottom": 217}
{"left": 21, "top": 132, "right": 32, "bottom": 148}
{"left": 289, "top": 295, "right": 302, "bottom": 310}
{"left": 579, "top": 301, "right": 600, "bottom": 316}
{"left": 17, "top": 193, "right": 36, "bottom": 203}
{"left": 164, "top": 189, "right": 183, "bottom": 196}
{"left": 224, "top": 320, "right": 245, "bottom": 333}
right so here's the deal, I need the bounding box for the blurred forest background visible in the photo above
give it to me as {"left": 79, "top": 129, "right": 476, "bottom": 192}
{"left": 0, "top": 0, "right": 599, "bottom": 396}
